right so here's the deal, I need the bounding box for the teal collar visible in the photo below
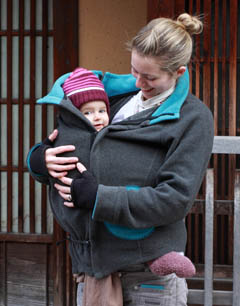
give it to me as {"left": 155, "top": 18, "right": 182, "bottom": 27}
{"left": 149, "top": 69, "right": 189, "bottom": 125}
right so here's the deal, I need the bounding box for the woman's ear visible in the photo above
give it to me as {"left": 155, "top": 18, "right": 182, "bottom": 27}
{"left": 176, "top": 66, "right": 186, "bottom": 77}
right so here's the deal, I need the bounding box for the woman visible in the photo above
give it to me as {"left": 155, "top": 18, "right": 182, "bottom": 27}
{"left": 28, "top": 13, "right": 214, "bottom": 306}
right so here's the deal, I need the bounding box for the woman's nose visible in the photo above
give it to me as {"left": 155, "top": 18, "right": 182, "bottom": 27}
{"left": 135, "top": 75, "right": 145, "bottom": 88}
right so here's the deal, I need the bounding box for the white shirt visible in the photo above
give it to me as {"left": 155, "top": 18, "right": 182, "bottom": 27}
{"left": 112, "top": 85, "right": 175, "bottom": 124}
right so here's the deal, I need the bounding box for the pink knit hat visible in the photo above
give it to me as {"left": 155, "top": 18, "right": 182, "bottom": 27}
{"left": 62, "top": 67, "right": 110, "bottom": 115}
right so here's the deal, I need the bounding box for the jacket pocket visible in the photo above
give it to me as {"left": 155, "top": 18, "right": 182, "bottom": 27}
{"left": 104, "top": 185, "right": 154, "bottom": 240}
{"left": 123, "top": 284, "right": 172, "bottom": 306}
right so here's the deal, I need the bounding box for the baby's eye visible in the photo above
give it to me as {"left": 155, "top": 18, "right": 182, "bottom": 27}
{"left": 83, "top": 111, "right": 92, "bottom": 115}
{"left": 99, "top": 109, "right": 107, "bottom": 113}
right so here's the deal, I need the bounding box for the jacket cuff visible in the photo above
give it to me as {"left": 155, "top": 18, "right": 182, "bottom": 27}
{"left": 29, "top": 138, "right": 52, "bottom": 176}
{"left": 91, "top": 185, "right": 122, "bottom": 222}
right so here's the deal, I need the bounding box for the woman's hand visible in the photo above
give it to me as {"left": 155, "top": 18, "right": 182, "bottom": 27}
{"left": 48, "top": 129, "right": 58, "bottom": 142}
{"left": 54, "top": 162, "right": 87, "bottom": 207}
{"left": 45, "top": 129, "right": 79, "bottom": 178}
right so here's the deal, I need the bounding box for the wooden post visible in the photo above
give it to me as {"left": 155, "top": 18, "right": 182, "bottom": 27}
{"left": 53, "top": 1, "right": 78, "bottom": 305}
{"left": 204, "top": 169, "right": 214, "bottom": 306}
{"left": 233, "top": 171, "right": 240, "bottom": 306}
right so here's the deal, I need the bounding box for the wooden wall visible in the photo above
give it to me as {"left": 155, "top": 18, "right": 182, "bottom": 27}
{"left": 0, "top": 242, "right": 54, "bottom": 305}
{"left": 78, "top": 0, "right": 147, "bottom": 73}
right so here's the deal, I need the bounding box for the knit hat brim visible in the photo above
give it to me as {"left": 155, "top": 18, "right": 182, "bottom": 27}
{"left": 67, "top": 88, "right": 110, "bottom": 115}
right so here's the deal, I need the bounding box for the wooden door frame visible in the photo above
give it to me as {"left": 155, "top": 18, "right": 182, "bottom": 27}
{"left": 53, "top": 1, "right": 79, "bottom": 305}
{"left": 53, "top": 0, "right": 79, "bottom": 79}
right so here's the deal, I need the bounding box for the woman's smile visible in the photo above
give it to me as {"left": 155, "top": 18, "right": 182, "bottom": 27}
{"left": 142, "top": 88, "right": 153, "bottom": 93}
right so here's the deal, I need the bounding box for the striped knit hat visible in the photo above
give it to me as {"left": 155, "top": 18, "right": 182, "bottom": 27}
{"left": 62, "top": 67, "right": 110, "bottom": 115}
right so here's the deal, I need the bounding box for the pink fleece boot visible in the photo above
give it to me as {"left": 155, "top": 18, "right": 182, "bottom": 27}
{"left": 148, "top": 252, "right": 196, "bottom": 278}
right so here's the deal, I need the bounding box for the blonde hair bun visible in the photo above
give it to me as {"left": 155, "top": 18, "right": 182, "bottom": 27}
{"left": 177, "top": 13, "right": 203, "bottom": 36}
{"left": 128, "top": 13, "right": 204, "bottom": 73}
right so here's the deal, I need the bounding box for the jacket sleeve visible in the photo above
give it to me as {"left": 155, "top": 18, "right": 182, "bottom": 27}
{"left": 26, "top": 139, "right": 52, "bottom": 185}
{"left": 92, "top": 104, "right": 214, "bottom": 229}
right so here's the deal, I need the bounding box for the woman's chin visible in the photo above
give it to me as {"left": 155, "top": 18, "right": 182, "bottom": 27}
{"left": 142, "top": 88, "right": 154, "bottom": 97}
{"left": 142, "top": 90, "right": 154, "bottom": 100}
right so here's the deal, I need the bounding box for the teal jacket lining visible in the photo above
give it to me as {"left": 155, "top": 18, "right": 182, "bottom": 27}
{"left": 36, "top": 69, "right": 189, "bottom": 127}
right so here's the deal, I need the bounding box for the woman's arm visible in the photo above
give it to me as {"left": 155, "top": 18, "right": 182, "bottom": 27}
{"left": 92, "top": 109, "right": 214, "bottom": 229}
{"left": 27, "top": 129, "right": 78, "bottom": 183}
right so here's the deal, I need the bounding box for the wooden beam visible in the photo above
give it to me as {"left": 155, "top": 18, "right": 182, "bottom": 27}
{"left": 212, "top": 136, "right": 240, "bottom": 154}
{"left": 53, "top": 0, "right": 78, "bottom": 79}
{"left": 0, "top": 233, "right": 53, "bottom": 243}
{"left": 188, "top": 289, "right": 233, "bottom": 305}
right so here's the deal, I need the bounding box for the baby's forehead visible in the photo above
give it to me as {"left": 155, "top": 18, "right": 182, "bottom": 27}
{"left": 80, "top": 100, "right": 107, "bottom": 110}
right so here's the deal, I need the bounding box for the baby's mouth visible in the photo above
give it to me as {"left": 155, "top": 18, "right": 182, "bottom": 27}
{"left": 94, "top": 124, "right": 103, "bottom": 130}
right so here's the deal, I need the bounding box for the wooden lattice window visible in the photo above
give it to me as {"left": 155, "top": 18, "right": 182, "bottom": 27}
{"left": 0, "top": 0, "right": 54, "bottom": 235}
{"left": 0, "top": 1, "right": 78, "bottom": 305}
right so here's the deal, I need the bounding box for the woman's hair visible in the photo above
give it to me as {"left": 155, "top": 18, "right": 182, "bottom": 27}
{"left": 128, "top": 13, "right": 203, "bottom": 74}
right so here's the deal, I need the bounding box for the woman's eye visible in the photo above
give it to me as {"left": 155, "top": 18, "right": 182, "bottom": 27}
{"left": 131, "top": 68, "right": 137, "bottom": 76}
{"left": 146, "top": 77, "right": 156, "bottom": 81}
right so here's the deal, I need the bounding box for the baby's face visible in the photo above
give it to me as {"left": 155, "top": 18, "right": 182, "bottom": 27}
{"left": 80, "top": 101, "right": 109, "bottom": 131}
